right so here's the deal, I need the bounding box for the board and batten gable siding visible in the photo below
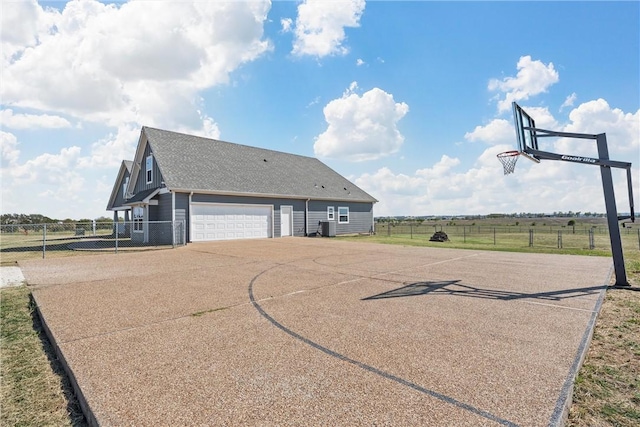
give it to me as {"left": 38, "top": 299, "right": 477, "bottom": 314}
{"left": 111, "top": 169, "right": 131, "bottom": 208}
{"left": 190, "top": 194, "right": 306, "bottom": 238}
{"left": 308, "top": 200, "right": 373, "bottom": 235}
{"left": 133, "top": 143, "right": 164, "bottom": 194}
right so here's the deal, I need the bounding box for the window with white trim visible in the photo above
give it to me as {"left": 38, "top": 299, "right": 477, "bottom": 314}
{"left": 338, "top": 207, "right": 349, "bottom": 224}
{"left": 133, "top": 207, "right": 144, "bottom": 232}
{"left": 146, "top": 155, "right": 153, "bottom": 184}
{"left": 327, "top": 206, "right": 335, "bottom": 221}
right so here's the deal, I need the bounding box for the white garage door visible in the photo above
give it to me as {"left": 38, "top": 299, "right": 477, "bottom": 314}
{"left": 191, "top": 203, "right": 272, "bottom": 242}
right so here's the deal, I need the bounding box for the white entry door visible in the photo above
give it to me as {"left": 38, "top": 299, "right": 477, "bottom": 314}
{"left": 280, "top": 206, "right": 292, "bottom": 237}
{"left": 191, "top": 203, "right": 272, "bottom": 241}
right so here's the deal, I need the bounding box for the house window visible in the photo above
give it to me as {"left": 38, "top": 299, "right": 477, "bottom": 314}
{"left": 146, "top": 155, "right": 153, "bottom": 184}
{"left": 338, "top": 207, "right": 349, "bottom": 224}
{"left": 327, "top": 206, "right": 335, "bottom": 221}
{"left": 133, "top": 207, "right": 144, "bottom": 232}
{"left": 122, "top": 177, "right": 129, "bottom": 199}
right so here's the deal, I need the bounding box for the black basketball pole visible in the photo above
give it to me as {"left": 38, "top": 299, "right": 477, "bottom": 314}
{"left": 596, "top": 133, "right": 629, "bottom": 286}
{"left": 511, "top": 102, "right": 635, "bottom": 287}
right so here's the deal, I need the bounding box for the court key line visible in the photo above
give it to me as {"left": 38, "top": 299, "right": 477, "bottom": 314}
{"left": 248, "top": 264, "right": 519, "bottom": 427}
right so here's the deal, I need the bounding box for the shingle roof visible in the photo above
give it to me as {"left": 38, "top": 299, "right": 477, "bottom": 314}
{"left": 142, "top": 127, "right": 377, "bottom": 203}
{"left": 124, "top": 188, "right": 159, "bottom": 204}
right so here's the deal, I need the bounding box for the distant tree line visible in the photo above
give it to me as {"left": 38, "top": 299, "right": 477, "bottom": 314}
{"left": 1, "top": 213, "right": 114, "bottom": 226}
{"left": 375, "top": 212, "right": 606, "bottom": 223}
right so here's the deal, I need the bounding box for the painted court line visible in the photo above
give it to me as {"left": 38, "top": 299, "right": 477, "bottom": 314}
{"left": 522, "top": 300, "right": 597, "bottom": 313}
{"left": 248, "top": 265, "right": 519, "bottom": 427}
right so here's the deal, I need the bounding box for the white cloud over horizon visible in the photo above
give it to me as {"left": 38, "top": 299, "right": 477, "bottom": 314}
{"left": 356, "top": 96, "right": 639, "bottom": 217}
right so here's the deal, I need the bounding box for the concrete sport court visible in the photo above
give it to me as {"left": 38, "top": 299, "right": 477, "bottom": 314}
{"left": 23, "top": 238, "right": 612, "bottom": 426}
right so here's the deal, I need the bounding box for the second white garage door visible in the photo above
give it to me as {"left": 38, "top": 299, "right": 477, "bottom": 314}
{"left": 191, "top": 203, "right": 272, "bottom": 242}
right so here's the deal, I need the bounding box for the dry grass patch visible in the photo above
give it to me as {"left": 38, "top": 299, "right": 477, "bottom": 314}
{"left": 0, "top": 285, "right": 85, "bottom": 426}
{"left": 567, "top": 260, "right": 640, "bottom": 426}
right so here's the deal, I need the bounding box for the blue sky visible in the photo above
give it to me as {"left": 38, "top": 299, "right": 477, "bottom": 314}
{"left": 1, "top": 0, "right": 638, "bottom": 220}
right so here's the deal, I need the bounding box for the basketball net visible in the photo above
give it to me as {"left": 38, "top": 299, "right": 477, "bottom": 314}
{"left": 497, "top": 150, "right": 520, "bottom": 175}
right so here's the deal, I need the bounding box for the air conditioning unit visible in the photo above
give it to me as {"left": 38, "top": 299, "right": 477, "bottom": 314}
{"left": 321, "top": 221, "right": 336, "bottom": 237}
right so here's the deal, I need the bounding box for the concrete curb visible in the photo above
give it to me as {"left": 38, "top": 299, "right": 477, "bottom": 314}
{"left": 548, "top": 264, "right": 613, "bottom": 427}
{"left": 31, "top": 292, "right": 99, "bottom": 427}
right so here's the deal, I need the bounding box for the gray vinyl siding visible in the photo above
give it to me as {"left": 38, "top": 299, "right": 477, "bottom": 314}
{"left": 134, "top": 143, "right": 164, "bottom": 193}
{"left": 175, "top": 193, "right": 188, "bottom": 244}
{"left": 308, "top": 201, "right": 373, "bottom": 235}
{"left": 156, "top": 193, "right": 173, "bottom": 221}
{"left": 189, "top": 194, "right": 306, "bottom": 239}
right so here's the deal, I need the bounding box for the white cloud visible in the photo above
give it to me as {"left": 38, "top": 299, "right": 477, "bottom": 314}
{"left": 281, "top": 17, "right": 293, "bottom": 33}
{"left": 356, "top": 58, "right": 365, "bottom": 66}
{"left": 0, "top": 109, "right": 72, "bottom": 129}
{"left": 464, "top": 119, "right": 514, "bottom": 145}
{"left": 314, "top": 84, "right": 409, "bottom": 161}
{"left": 1, "top": 1, "right": 272, "bottom": 125}
{"left": 556, "top": 99, "right": 640, "bottom": 156}
{"left": 489, "top": 56, "right": 559, "bottom": 113}
{"left": 0, "top": 131, "right": 21, "bottom": 166}
{"left": 560, "top": 93, "right": 577, "bottom": 110}
{"left": 10, "top": 145, "right": 82, "bottom": 185}
{"left": 291, "top": 0, "right": 366, "bottom": 57}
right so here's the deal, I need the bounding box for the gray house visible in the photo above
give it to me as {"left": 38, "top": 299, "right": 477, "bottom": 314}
{"left": 106, "top": 127, "right": 377, "bottom": 243}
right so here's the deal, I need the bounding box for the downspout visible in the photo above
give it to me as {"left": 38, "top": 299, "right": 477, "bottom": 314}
{"left": 305, "top": 199, "right": 310, "bottom": 236}
{"left": 188, "top": 192, "right": 193, "bottom": 243}
{"left": 171, "top": 191, "right": 175, "bottom": 247}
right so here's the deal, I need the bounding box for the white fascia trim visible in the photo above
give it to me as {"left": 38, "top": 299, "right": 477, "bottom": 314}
{"left": 127, "top": 131, "right": 147, "bottom": 195}
{"left": 172, "top": 188, "right": 376, "bottom": 203}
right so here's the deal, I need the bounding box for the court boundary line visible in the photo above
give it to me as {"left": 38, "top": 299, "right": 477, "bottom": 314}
{"left": 248, "top": 263, "right": 520, "bottom": 427}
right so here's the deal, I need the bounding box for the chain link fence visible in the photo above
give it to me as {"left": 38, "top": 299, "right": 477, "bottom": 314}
{"left": 374, "top": 223, "right": 640, "bottom": 253}
{"left": 1, "top": 221, "right": 186, "bottom": 262}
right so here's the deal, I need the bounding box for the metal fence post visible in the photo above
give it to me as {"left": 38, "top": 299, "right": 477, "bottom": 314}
{"left": 493, "top": 227, "right": 496, "bottom": 245}
{"left": 558, "top": 230, "right": 563, "bottom": 249}
{"left": 115, "top": 225, "right": 119, "bottom": 254}
{"left": 529, "top": 229, "right": 534, "bottom": 247}
{"left": 172, "top": 221, "right": 176, "bottom": 248}
{"left": 42, "top": 224, "right": 46, "bottom": 259}
{"left": 463, "top": 226, "right": 466, "bottom": 243}
{"left": 410, "top": 224, "right": 413, "bottom": 239}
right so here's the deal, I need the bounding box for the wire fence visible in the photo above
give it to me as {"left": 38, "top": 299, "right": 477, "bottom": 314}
{"left": 0, "top": 221, "right": 186, "bottom": 261}
{"left": 374, "top": 223, "right": 640, "bottom": 252}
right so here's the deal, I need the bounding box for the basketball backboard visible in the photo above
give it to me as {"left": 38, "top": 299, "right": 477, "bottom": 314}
{"left": 512, "top": 102, "right": 540, "bottom": 163}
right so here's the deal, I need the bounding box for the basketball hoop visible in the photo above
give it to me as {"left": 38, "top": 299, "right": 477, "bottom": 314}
{"left": 497, "top": 150, "right": 520, "bottom": 175}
